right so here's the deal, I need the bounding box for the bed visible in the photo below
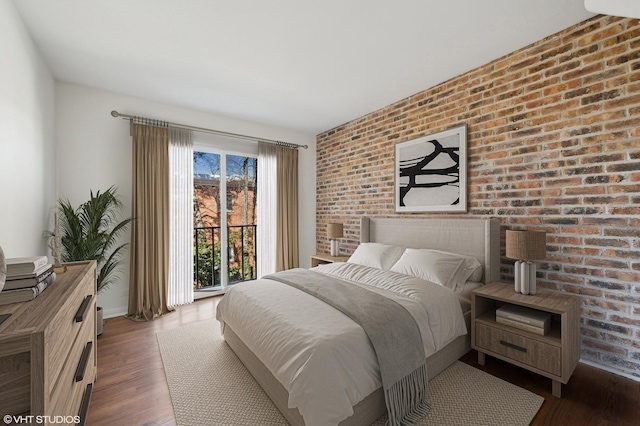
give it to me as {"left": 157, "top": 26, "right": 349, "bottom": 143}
{"left": 217, "top": 217, "right": 500, "bottom": 426}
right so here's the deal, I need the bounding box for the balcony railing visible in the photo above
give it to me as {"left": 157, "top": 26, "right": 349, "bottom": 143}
{"left": 194, "top": 225, "right": 257, "bottom": 289}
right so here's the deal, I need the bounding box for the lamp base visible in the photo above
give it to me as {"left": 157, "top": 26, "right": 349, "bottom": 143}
{"left": 330, "top": 239, "right": 340, "bottom": 257}
{"left": 514, "top": 261, "right": 537, "bottom": 295}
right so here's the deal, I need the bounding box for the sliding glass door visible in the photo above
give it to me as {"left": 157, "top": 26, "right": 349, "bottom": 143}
{"left": 226, "top": 155, "right": 257, "bottom": 283}
{"left": 194, "top": 149, "right": 257, "bottom": 289}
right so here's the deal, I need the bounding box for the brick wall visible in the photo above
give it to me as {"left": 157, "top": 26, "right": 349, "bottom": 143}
{"left": 316, "top": 15, "right": 640, "bottom": 379}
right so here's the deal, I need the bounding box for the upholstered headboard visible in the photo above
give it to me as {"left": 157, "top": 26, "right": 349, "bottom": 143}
{"left": 360, "top": 217, "right": 500, "bottom": 285}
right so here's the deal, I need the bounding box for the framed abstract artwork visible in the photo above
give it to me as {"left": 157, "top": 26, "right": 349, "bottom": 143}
{"left": 395, "top": 124, "right": 467, "bottom": 212}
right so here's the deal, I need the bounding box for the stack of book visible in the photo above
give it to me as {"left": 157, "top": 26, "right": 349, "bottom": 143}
{"left": 495, "top": 304, "right": 551, "bottom": 335}
{"left": 0, "top": 256, "right": 56, "bottom": 305}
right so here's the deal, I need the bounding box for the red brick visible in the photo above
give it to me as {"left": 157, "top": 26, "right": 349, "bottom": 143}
{"left": 578, "top": 24, "right": 625, "bottom": 46}
{"left": 583, "top": 339, "right": 628, "bottom": 355}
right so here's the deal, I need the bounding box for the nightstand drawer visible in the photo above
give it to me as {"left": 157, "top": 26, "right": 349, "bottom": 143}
{"left": 476, "top": 323, "right": 561, "bottom": 376}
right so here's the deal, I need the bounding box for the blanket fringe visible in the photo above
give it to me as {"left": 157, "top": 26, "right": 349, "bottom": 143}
{"left": 384, "top": 364, "right": 431, "bottom": 426}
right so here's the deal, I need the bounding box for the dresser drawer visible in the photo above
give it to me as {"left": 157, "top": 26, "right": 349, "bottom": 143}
{"left": 475, "top": 322, "right": 561, "bottom": 376}
{"left": 51, "top": 356, "right": 95, "bottom": 426}
{"left": 49, "top": 303, "right": 96, "bottom": 418}
{"left": 46, "top": 271, "right": 95, "bottom": 392}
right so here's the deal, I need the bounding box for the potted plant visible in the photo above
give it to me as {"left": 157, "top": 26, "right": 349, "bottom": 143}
{"left": 48, "top": 186, "right": 133, "bottom": 335}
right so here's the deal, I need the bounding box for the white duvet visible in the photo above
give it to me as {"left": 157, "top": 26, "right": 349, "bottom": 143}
{"left": 216, "top": 262, "right": 467, "bottom": 426}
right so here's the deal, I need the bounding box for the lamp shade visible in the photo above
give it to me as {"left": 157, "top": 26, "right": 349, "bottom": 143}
{"left": 506, "top": 230, "right": 547, "bottom": 261}
{"left": 327, "top": 223, "right": 344, "bottom": 239}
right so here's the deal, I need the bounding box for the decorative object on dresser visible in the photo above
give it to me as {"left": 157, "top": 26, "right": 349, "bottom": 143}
{"left": 472, "top": 282, "right": 579, "bottom": 397}
{"left": 0, "top": 272, "right": 56, "bottom": 305}
{"left": 1, "top": 256, "right": 56, "bottom": 306}
{"left": 2, "top": 264, "right": 54, "bottom": 291}
{"left": 326, "top": 223, "right": 343, "bottom": 256}
{"left": 0, "top": 261, "right": 97, "bottom": 424}
{"left": 48, "top": 212, "right": 67, "bottom": 274}
{"left": 395, "top": 124, "right": 467, "bottom": 212}
{"left": 506, "top": 229, "right": 546, "bottom": 295}
{"left": 5, "top": 255, "right": 48, "bottom": 276}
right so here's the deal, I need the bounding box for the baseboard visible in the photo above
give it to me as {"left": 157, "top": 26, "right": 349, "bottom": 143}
{"left": 102, "top": 306, "right": 127, "bottom": 319}
{"left": 579, "top": 359, "right": 640, "bottom": 383}
{"left": 194, "top": 288, "right": 227, "bottom": 300}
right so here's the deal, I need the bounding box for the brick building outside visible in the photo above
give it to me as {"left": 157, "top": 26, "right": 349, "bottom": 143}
{"left": 194, "top": 168, "right": 257, "bottom": 288}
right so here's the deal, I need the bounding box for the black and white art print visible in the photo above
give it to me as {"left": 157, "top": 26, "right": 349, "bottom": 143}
{"left": 395, "top": 124, "right": 467, "bottom": 212}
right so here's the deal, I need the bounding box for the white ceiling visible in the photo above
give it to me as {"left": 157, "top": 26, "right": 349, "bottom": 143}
{"left": 13, "top": 0, "right": 594, "bottom": 135}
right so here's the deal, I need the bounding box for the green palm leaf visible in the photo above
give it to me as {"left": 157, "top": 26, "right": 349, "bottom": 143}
{"left": 49, "top": 186, "right": 132, "bottom": 294}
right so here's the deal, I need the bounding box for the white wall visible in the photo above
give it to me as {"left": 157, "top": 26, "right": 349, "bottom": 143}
{"left": 56, "top": 82, "right": 316, "bottom": 318}
{"left": 0, "top": 1, "right": 56, "bottom": 258}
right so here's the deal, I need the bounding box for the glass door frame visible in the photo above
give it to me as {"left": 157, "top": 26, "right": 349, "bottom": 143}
{"left": 194, "top": 141, "right": 258, "bottom": 290}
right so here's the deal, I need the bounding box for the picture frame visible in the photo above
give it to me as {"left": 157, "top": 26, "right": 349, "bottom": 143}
{"left": 395, "top": 124, "right": 467, "bottom": 212}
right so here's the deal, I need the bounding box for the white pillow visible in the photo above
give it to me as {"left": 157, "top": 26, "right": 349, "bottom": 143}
{"left": 347, "top": 243, "right": 405, "bottom": 270}
{"left": 390, "top": 248, "right": 482, "bottom": 291}
{"left": 426, "top": 249, "right": 483, "bottom": 283}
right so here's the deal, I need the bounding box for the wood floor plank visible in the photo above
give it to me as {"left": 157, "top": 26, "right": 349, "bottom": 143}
{"left": 87, "top": 296, "right": 639, "bottom": 425}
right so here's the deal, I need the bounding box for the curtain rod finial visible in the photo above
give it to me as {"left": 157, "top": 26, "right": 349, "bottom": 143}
{"left": 111, "top": 110, "right": 120, "bottom": 117}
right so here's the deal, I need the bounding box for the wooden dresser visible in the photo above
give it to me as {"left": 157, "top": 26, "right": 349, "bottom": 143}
{"left": 0, "top": 261, "right": 97, "bottom": 425}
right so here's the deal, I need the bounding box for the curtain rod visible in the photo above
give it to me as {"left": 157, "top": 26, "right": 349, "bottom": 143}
{"left": 110, "top": 110, "right": 308, "bottom": 150}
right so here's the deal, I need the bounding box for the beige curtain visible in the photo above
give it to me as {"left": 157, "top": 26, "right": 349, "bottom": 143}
{"left": 275, "top": 146, "right": 299, "bottom": 271}
{"left": 127, "top": 123, "right": 174, "bottom": 321}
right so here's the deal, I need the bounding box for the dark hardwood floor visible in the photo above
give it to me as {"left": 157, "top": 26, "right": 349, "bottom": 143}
{"left": 87, "top": 296, "right": 639, "bottom": 426}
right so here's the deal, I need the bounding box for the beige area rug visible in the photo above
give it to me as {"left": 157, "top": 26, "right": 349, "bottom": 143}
{"left": 157, "top": 320, "right": 544, "bottom": 426}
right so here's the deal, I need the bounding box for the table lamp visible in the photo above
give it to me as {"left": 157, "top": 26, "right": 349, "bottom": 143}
{"left": 327, "top": 223, "right": 344, "bottom": 256}
{"left": 506, "top": 230, "right": 547, "bottom": 295}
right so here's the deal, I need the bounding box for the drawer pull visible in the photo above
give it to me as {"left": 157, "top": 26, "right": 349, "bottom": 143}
{"left": 75, "top": 341, "right": 93, "bottom": 382}
{"left": 75, "top": 295, "right": 93, "bottom": 323}
{"left": 77, "top": 382, "right": 93, "bottom": 426}
{"left": 500, "top": 340, "right": 527, "bottom": 353}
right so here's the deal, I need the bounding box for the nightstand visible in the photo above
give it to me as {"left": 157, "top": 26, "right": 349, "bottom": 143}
{"left": 471, "top": 282, "right": 580, "bottom": 397}
{"left": 310, "top": 254, "right": 350, "bottom": 267}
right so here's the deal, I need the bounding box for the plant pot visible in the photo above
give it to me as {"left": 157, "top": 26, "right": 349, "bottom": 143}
{"left": 97, "top": 306, "right": 104, "bottom": 336}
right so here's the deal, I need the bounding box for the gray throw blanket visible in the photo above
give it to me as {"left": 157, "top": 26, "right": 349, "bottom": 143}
{"left": 264, "top": 268, "right": 431, "bottom": 426}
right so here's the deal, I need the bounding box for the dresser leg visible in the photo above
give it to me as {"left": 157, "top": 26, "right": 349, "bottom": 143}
{"left": 552, "top": 380, "right": 561, "bottom": 397}
{"left": 478, "top": 352, "right": 485, "bottom": 366}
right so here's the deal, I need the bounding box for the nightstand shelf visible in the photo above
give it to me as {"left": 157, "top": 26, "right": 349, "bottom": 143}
{"left": 310, "top": 254, "right": 350, "bottom": 267}
{"left": 472, "top": 282, "right": 580, "bottom": 397}
{"left": 475, "top": 311, "right": 562, "bottom": 343}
